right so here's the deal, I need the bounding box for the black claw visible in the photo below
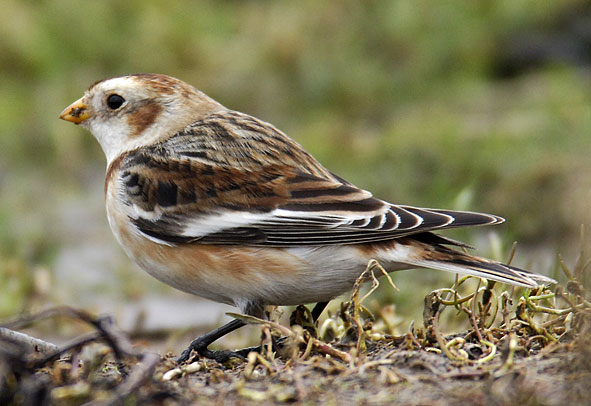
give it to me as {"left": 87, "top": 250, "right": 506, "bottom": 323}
{"left": 176, "top": 318, "right": 247, "bottom": 364}
{"left": 176, "top": 336, "right": 251, "bottom": 364}
{"left": 176, "top": 347, "right": 194, "bottom": 364}
{"left": 203, "top": 349, "right": 247, "bottom": 363}
{"left": 176, "top": 336, "right": 209, "bottom": 363}
{"left": 176, "top": 345, "right": 248, "bottom": 364}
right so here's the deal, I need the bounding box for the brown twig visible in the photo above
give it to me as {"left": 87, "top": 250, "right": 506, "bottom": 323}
{"left": 1, "top": 305, "right": 160, "bottom": 405}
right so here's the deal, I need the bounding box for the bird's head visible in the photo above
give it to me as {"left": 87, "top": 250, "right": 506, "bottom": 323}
{"left": 60, "top": 73, "right": 224, "bottom": 163}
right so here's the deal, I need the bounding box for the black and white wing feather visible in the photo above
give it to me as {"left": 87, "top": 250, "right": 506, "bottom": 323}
{"left": 113, "top": 111, "right": 503, "bottom": 247}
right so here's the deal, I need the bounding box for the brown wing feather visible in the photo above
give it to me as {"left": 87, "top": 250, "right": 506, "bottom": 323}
{"left": 115, "top": 111, "right": 502, "bottom": 246}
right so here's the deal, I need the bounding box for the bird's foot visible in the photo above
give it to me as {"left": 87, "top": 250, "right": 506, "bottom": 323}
{"left": 176, "top": 318, "right": 249, "bottom": 364}
{"left": 176, "top": 337, "right": 290, "bottom": 364}
{"left": 177, "top": 342, "right": 248, "bottom": 364}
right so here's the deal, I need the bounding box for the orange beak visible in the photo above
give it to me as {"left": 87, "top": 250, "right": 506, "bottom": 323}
{"left": 59, "top": 97, "right": 90, "bottom": 124}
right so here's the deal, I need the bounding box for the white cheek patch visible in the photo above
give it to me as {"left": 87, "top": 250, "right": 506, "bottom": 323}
{"left": 89, "top": 119, "right": 131, "bottom": 163}
{"left": 86, "top": 76, "right": 172, "bottom": 165}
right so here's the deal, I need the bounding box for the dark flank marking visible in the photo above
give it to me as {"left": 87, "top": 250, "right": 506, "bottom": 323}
{"left": 157, "top": 180, "right": 178, "bottom": 207}
{"left": 127, "top": 102, "right": 163, "bottom": 137}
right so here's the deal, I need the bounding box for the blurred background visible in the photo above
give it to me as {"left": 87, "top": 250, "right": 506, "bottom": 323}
{"left": 1, "top": 0, "right": 590, "bottom": 349}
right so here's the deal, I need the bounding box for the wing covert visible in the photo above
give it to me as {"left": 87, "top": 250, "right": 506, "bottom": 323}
{"left": 114, "top": 111, "right": 503, "bottom": 247}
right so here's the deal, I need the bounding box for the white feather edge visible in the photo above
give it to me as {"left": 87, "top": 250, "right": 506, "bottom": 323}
{"left": 406, "top": 260, "right": 538, "bottom": 288}
{"left": 175, "top": 207, "right": 392, "bottom": 238}
{"left": 131, "top": 203, "right": 464, "bottom": 242}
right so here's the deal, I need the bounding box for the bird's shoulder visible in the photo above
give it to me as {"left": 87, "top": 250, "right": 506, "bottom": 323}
{"left": 156, "top": 110, "right": 333, "bottom": 177}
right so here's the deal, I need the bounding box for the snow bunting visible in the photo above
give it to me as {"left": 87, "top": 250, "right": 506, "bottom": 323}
{"left": 60, "top": 73, "right": 554, "bottom": 362}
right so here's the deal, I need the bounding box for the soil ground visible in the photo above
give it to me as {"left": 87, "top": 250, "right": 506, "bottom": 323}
{"left": 2, "top": 267, "right": 590, "bottom": 406}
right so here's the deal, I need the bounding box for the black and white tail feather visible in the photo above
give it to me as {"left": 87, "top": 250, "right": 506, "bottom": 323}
{"left": 386, "top": 231, "right": 555, "bottom": 289}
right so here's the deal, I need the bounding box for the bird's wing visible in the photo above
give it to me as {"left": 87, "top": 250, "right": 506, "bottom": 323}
{"left": 114, "top": 111, "right": 503, "bottom": 246}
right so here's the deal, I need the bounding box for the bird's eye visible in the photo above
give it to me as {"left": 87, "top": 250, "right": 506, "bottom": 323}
{"left": 106, "top": 94, "right": 126, "bottom": 110}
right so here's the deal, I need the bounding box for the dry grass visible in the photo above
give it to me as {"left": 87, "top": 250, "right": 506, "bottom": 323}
{"left": 1, "top": 238, "right": 590, "bottom": 406}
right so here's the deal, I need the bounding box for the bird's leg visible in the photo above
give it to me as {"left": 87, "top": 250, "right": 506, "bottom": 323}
{"left": 311, "top": 301, "right": 329, "bottom": 322}
{"left": 233, "top": 301, "right": 331, "bottom": 358}
{"left": 178, "top": 302, "right": 331, "bottom": 363}
{"left": 176, "top": 318, "right": 246, "bottom": 364}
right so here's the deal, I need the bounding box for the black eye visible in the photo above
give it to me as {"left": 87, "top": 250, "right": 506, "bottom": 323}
{"left": 106, "top": 94, "right": 125, "bottom": 110}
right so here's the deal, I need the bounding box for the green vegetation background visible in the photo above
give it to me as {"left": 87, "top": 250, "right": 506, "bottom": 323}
{"left": 0, "top": 1, "right": 589, "bottom": 331}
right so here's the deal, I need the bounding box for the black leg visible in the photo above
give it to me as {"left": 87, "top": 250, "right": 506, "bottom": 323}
{"left": 311, "top": 301, "right": 329, "bottom": 321}
{"left": 178, "top": 301, "right": 331, "bottom": 363}
{"left": 176, "top": 318, "right": 246, "bottom": 364}
{"left": 236, "top": 301, "right": 331, "bottom": 357}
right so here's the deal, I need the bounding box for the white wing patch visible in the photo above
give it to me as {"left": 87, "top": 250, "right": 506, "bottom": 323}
{"left": 180, "top": 211, "right": 273, "bottom": 238}
{"left": 178, "top": 208, "right": 379, "bottom": 238}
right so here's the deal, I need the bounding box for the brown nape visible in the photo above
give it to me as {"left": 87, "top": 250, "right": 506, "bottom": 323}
{"left": 87, "top": 73, "right": 182, "bottom": 95}
{"left": 127, "top": 102, "right": 163, "bottom": 137}
{"left": 127, "top": 73, "right": 182, "bottom": 95}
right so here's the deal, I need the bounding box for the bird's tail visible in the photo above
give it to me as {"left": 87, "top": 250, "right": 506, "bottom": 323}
{"left": 409, "top": 255, "right": 555, "bottom": 288}
{"left": 390, "top": 235, "right": 556, "bottom": 288}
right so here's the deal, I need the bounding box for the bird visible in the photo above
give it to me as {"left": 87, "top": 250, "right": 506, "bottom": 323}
{"left": 59, "top": 73, "right": 555, "bottom": 363}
